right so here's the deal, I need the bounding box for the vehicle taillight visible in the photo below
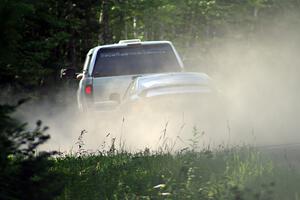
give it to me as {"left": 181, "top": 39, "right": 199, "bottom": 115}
{"left": 85, "top": 85, "right": 92, "bottom": 95}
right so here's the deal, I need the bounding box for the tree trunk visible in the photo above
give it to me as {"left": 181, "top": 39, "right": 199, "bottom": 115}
{"left": 99, "top": 0, "right": 112, "bottom": 44}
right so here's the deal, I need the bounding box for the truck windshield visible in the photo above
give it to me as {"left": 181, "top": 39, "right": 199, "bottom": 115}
{"left": 92, "top": 43, "right": 181, "bottom": 77}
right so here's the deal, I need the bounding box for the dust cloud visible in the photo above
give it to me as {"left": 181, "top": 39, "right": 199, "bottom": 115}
{"left": 187, "top": 13, "right": 300, "bottom": 147}
{"left": 5, "top": 12, "right": 300, "bottom": 152}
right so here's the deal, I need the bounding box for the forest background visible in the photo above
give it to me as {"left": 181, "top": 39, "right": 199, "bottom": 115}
{"left": 1, "top": 0, "right": 299, "bottom": 93}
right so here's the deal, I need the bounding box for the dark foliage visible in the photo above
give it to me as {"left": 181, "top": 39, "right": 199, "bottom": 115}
{"left": 0, "top": 101, "right": 65, "bottom": 200}
{"left": 1, "top": 0, "right": 299, "bottom": 90}
{"left": 0, "top": 0, "right": 99, "bottom": 88}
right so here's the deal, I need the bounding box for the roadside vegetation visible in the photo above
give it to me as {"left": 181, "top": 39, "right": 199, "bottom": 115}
{"left": 53, "top": 131, "right": 300, "bottom": 200}
{"left": 0, "top": 102, "right": 65, "bottom": 200}
{"left": 2, "top": 102, "right": 299, "bottom": 200}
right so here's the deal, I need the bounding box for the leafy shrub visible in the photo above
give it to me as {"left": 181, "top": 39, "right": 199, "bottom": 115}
{"left": 0, "top": 101, "right": 65, "bottom": 200}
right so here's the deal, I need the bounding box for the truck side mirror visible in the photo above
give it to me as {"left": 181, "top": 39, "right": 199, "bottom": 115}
{"left": 60, "top": 68, "right": 76, "bottom": 79}
{"left": 76, "top": 73, "right": 83, "bottom": 80}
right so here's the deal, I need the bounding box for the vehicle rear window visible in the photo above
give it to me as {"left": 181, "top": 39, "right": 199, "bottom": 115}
{"left": 92, "top": 43, "right": 181, "bottom": 77}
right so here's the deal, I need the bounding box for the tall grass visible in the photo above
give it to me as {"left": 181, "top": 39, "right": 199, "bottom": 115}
{"left": 52, "top": 131, "right": 300, "bottom": 200}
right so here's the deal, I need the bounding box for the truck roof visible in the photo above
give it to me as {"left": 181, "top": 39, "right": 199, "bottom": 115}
{"left": 91, "top": 40, "right": 173, "bottom": 51}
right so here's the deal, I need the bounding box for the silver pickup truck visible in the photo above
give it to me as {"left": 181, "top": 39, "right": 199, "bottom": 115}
{"left": 77, "top": 39, "right": 184, "bottom": 111}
